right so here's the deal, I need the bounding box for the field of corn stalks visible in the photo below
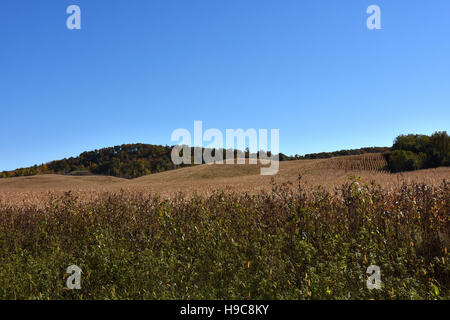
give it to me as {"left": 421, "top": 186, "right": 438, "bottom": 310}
{"left": 0, "top": 176, "right": 448, "bottom": 300}
{"left": 320, "top": 154, "right": 388, "bottom": 172}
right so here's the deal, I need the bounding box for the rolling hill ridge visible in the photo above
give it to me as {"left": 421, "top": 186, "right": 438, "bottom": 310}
{"left": 0, "top": 143, "right": 389, "bottom": 180}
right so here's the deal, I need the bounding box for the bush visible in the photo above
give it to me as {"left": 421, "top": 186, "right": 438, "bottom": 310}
{"left": 388, "top": 150, "right": 424, "bottom": 172}
{"left": 388, "top": 131, "right": 449, "bottom": 172}
{"left": 393, "top": 134, "right": 431, "bottom": 155}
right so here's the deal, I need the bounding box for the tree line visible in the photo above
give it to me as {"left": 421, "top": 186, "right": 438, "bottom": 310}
{"left": 0, "top": 144, "right": 279, "bottom": 179}
{"left": 282, "top": 147, "right": 390, "bottom": 161}
{"left": 0, "top": 144, "right": 178, "bottom": 179}
{"left": 386, "top": 131, "right": 450, "bottom": 172}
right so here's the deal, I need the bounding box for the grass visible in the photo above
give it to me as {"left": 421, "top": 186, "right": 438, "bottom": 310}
{"left": 0, "top": 176, "right": 448, "bottom": 300}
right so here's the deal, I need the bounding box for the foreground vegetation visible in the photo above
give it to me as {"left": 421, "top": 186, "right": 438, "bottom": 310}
{"left": 0, "top": 177, "right": 448, "bottom": 300}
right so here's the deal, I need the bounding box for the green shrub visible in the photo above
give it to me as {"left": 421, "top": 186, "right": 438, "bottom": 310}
{"left": 388, "top": 150, "right": 424, "bottom": 172}
{"left": 390, "top": 131, "right": 450, "bottom": 172}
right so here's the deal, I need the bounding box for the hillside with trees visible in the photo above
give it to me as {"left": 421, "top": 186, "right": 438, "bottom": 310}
{"left": 0, "top": 144, "right": 278, "bottom": 179}
{"left": 1, "top": 144, "right": 387, "bottom": 179}
{"left": 1, "top": 132, "right": 448, "bottom": 179}
{"left": 0, "top": 144, "right": 178, "bottom": 179}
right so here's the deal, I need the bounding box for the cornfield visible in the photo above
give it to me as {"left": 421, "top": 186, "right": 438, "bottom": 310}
{"left": 0, "top": 177, "right": 448, "bottom": 300}
{"left": 321, "top": 153, "right": 388, "bottom": 172}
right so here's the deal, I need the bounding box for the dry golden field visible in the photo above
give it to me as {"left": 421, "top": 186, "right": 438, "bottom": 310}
{"left": 0, "top": 154, "right": 449, "bottom": 206}
{"left": 0, "top": 154, "right": 449, "bottom": 299}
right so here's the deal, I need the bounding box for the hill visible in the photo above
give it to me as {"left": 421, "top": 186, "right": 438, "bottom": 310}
{"left": 118, "top": 153, "right": 449, "bottom": 196}
{"left": 2, "top": 154, "right": 449, "bottom": 202}
{"left": 0, "top": 174, "right": 126, "bottom": 192}
{"left": 0, "top": 144, "right": 177, "bottom": 179}
{"left": 0, "top": 143, "right": 389, "bottom": 180}
{"left": 1, "top": 131, "right": 448, "bottom": 181}
{"left": 0, "top": 144, "right": 281, "bottom": 179}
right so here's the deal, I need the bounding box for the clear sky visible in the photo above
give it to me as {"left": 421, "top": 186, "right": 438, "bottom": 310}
{"left": 1, "top": 0, "right": 449, "bottom": 171}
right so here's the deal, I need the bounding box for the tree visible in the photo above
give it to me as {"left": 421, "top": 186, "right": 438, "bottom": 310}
{"left": 388, "top": 150, "right": 424, "bottom": 172}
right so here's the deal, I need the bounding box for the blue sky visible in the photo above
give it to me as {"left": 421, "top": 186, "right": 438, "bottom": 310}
{"left": 0, "top": 0, "right": 449, "bottom": 171}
